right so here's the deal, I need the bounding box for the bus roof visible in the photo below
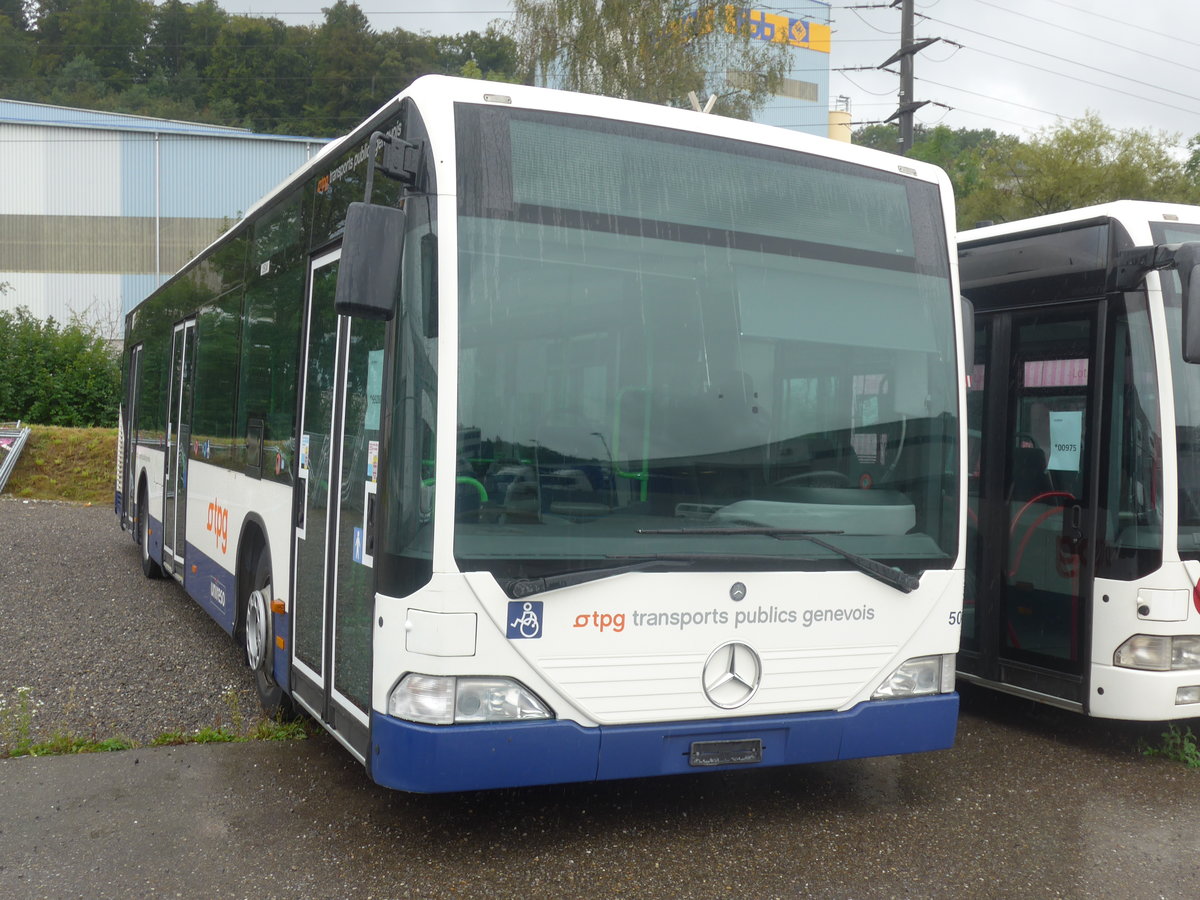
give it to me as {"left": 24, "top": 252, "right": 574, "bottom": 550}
{"left": 139, "top": 74, "right": 957, "bottom": 320}
{"left": 192, "top": 75, "right": 956, "bottom": 267}
{"left": 959, "top": 200, "right": 1200, "bottom": 247}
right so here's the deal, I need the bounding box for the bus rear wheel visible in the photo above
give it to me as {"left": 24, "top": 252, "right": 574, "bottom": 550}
{"left": 244, "top": 548, "right": 291, "bottom": 717}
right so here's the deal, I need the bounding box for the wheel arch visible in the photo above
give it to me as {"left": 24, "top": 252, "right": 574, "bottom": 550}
{"left": 234, "top": 512, "right": 273, "bottom": 645}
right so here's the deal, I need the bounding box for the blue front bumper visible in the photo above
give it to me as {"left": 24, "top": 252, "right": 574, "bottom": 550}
{"left": 368, "top": 693, "right": 959, "bottom": 793}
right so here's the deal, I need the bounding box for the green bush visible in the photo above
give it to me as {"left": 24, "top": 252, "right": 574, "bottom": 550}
{"left": 0, "top": 307, "right": 120, "bottom": 427}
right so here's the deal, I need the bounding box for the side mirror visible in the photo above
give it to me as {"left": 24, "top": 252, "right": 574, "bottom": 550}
{"left": 334, "top": 202, "right": 405, "bottom": 321}
{"left": 1175, "top": 243, "right": 1200, "bottom": 363}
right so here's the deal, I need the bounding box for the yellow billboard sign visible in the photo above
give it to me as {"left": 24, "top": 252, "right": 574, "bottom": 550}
{"left": 684, "top": 5, "right": 831, "bottom": 54}
{"left": 747, "top": 8, "right": 831, "bottom": 53}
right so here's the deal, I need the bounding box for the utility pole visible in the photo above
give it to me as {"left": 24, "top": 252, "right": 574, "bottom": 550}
{"left": 898, "top": 0, "right": 916, "bottom": 152}
{"left": 881, "top": 0, "right": 937, "bottom": 154}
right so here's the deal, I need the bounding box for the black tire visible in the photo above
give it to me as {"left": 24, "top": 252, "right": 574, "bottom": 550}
{"left": 243, "top": 547, "right": 293, "bottom": 717}
{"left": 138, "top": 487, "right": 163, "bottom": 579}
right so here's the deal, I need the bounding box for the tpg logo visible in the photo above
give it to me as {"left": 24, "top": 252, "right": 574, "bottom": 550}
{"left": 207, "top": 500, "right": 229, "bottom": 554}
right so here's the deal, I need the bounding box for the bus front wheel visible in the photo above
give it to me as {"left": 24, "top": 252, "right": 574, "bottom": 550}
{"left": 243, "top": 548, "right": 291, "bottom": 717}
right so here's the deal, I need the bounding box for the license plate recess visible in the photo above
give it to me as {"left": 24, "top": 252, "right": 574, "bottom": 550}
{"left": 688, "top": 738, "right": 763, "bottom": 767}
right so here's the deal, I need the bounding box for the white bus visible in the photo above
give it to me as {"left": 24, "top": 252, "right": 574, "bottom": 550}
{"left": 117, "top": 75, "right": 967, "bottom": 792}
{"left": 959, "top": 200, "right": 1200, "bottom": 720}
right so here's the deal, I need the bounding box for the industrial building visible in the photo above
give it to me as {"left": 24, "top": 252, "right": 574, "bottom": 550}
{"left": 738, "top": 2, "right": 839, "bottom": 138}
{"left": 0, "top": 100, "right": 326, "bottom": 336}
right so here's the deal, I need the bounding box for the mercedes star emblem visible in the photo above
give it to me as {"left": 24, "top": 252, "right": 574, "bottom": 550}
{"left": 702, "top": 641, "right": 762, "bottom": 709}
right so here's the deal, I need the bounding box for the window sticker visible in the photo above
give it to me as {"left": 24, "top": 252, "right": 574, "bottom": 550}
{"left": 367, "top": 440, "right": 379, "bottom": 482}
{"left": 1047, "top": 410, "right": 1083, "bottom": 471}
{"left": 366, "top": 349, "right": 384, "bottom": 431}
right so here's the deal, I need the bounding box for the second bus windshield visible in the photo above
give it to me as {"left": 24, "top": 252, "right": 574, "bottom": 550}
{"left": 453, "top": 104, "right": 958, "bottom": 579}
{"left": 1152, "top": 220, "right": 1200, "bottom": 555}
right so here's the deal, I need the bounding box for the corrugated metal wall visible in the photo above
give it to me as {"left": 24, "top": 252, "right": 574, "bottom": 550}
{"left": 0, "top": 104, "right": 326, "bottom": 335}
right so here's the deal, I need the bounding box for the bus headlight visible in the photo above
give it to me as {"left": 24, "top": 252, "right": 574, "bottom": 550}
{"left": 1114, "top": 635, "right": 1200, "bottom": 671}
{"left": 387, "top": 673, "right": 553, "bottom": 725}
{"left": 872, "top": 654, "right": 955, "bottom": 700}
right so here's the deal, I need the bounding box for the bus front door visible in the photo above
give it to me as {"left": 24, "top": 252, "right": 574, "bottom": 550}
{"left": 962, "top": 305, "right": 1100, "bottom": 707}
{"left": 162, "top": 319, "right": 196, "bottom": 576}
{"left": 291, "top": 249, "right": 387, "bottom": 761}
{"left": 122, "top": 343, "right": 143, "bottom": 530}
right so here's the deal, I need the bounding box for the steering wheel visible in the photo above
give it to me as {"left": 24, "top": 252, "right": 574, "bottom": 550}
{"left": 774, "top": 470, "right": 851, "bottom": 488}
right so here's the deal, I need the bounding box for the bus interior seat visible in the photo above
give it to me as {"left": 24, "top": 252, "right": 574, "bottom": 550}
{"left": 1009, "top": 445, "right": 1053, "bottom": 501}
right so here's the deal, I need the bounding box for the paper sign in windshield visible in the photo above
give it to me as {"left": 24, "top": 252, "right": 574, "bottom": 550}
{"left": 1047, "top": 410, "right": 1083, "bottom": 471}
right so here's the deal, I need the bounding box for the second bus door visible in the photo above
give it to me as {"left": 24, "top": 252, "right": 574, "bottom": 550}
{"left": 964, "top": 304, "right": 1101, "bottom": 706}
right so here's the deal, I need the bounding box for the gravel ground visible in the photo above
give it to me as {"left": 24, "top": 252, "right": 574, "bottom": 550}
{"left": 0, "top": 497, "right": 260, "bottom": 749}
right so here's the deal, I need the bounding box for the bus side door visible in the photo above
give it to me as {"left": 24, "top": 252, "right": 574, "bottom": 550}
{"left": 962, "top": 304, "right": 1101, "bottom": 705}
{"left": 291, "top": 249, "right": 386, "bottom": 760}
{"left": 162, "top": 319, "right": 196, "bottom": 575}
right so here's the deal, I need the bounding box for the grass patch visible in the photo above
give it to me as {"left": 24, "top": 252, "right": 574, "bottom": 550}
{"left": 0, "top": 688, "right": 135, "bottom": 758}
{"left": 1143, "top": 723, "right": 1200, "bottom": 768}
{"left": 15, "top": 734, "right": 135, "bottom": 757}
{"left": 1, "top": 687, "right": 311, "bottom": 759}
{"left": 3, "top": 425, "right": 118, "bottom": 505}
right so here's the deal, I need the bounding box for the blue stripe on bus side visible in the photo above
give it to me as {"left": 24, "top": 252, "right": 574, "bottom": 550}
{"left": 367, "top": 694, "right": 960, "bottom": 793}
{"left": 148, "top": 515, "right": 163, "bottom": 563}
{"left": 183, "top": 542, "right": 237, "bottom": 635}
{"left": 179, "top": 541, "right": 290, "bottom": 692}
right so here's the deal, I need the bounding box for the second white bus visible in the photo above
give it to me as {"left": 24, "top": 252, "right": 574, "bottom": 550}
{"left": 960, "top": 200, "right": 1200, "bottom": 720}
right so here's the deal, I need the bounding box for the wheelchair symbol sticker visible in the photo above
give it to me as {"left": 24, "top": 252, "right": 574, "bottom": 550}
{"left": 507, "top": 600, "right": 543, "bottom": 639}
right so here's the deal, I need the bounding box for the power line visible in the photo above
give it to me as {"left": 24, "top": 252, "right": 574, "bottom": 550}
{"left": 920, "top": 11, "right": 1200, "bottom": 114}
{"left": 1040, "top": 0, "right": 1200, "bottom": 52}
{"left": 831, "top": 0, "right": 1200, "bottom": 136}
{"left": 967, "top": 0, "right": 1200, "bottom": 82}
{"left": 948, "top": 40, "right": 1200, "bottom": 121}
{"left": 913, "top": 74, "right": 1079, "bottom": 126}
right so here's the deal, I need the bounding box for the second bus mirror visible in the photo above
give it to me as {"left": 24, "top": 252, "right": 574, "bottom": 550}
{"left": 335, "top": 202, "right": 406, "bottom": 321}
{"left": 1176, "top": 243, "right": 1200, "bottom": 364}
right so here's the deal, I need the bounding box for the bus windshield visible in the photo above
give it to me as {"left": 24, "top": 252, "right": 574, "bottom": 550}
{"left": 453, "top": 105, "right": 958, "bottom": 582}
{"left": 1152, "top": 221, "right": 1200, "bottom": 556}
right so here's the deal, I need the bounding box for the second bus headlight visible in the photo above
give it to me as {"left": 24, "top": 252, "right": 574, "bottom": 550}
{"left": 872, "top": 654, "right": 955, "bottom": 700}
{"left": 388, "top": 673, "right": 553, "bottom": 725}
{"left": 1115, "top": 635, "right": 1200, "bottom": 671}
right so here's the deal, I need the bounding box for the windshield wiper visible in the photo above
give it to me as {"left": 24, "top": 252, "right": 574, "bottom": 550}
{"left": 638, "top": 527, "right": 921, "bottom": 594}
{"left": 504, "top": 557, "right": 695, "bottom": 598}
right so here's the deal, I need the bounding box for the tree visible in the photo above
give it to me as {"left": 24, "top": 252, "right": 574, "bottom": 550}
{"left": 49, "top": 54, "right": 111, "bottom": 107}
{"left": 32, "top": 0, "right": 154, "bottom": 90}
{"left": 1186, "top": 133, "right": 1200, "bottom": 185}
{"left": 304, "top": 1, "right": 383, "bottom": 134}
{"left": 144, "top": 0, "right": 228, "bottom": 83}
{"left": 959, "top": 113, "right": 1200, "bottom": 227}
{"left": 376, "top": 27, "right": 441, "bottom": 99}
{"left": 0, "top": 308, "right": 120, "bottom": 427}
{"left": 904, "top": 125, "right": 1008, "bottom": 224}
{"left": 507, "top": 0, "right": 789, "bottom": 119}
{"left": 0, "top": 11, "right": 34, "bottom": 88}
{"left": 434, "top": 28, "right": 519, "bottom": 82}
{"left": 852, "top": 122, "right": 909, "bottom": 155}
{"left": 205, "top": 15, "right": 311, "bottom": 133}
{"left": 0, "top": 0, "right": 28, "bottom": 30}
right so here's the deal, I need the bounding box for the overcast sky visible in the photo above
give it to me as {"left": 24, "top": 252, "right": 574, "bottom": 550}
{"left": 218, "top": 0, "right": 1200, "bottom": 150}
